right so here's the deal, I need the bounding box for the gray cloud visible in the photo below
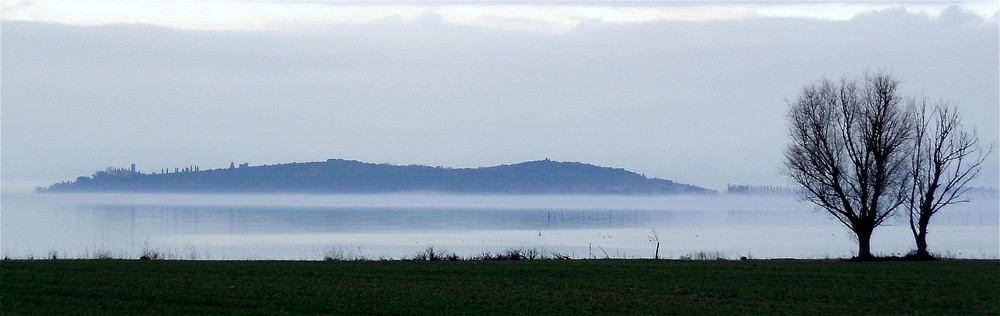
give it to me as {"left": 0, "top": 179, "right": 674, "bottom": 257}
{"left": 2, "top": 7, "right": 997, "bottom": 192}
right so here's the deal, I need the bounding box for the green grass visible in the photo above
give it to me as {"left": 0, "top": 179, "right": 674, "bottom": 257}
{"left": 2, "top": 259, "right": 997, "bottom": 314}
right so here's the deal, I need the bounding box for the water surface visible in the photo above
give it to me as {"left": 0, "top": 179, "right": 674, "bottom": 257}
{"left": 2, "top": 193, "right": 996, "bottom": 260}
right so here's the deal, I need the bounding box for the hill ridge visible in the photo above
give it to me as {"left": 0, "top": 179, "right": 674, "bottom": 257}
{"left": 38, "top": 159, "right": 714, "bottom": 195}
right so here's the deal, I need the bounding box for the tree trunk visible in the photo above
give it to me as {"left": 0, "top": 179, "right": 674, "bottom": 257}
{"left": 856, "top": 228, "right": 874, "bottom": 260}
{"left": 914, "top": 232, "right": 929, "bottom": 258}
{"left": 912, "top": 214, "right": 932, "bottom": 259}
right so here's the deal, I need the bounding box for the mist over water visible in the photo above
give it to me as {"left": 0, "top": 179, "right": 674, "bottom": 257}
{"left": 2, "top": 193, "right": 997, "bottom": 260}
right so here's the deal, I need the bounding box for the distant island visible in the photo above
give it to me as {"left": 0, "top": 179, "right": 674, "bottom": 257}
{"left": 37, "top": 159, "right": 714, "bottom": 195}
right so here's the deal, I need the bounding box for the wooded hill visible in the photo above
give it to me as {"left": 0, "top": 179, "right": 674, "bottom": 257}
{"left": 38, "top": 159, "right": 713, "bottom": 195}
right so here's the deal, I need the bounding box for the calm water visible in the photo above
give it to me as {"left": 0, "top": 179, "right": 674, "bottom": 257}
{"left": 2, "top": 193, "right": 997, "bottom": 260}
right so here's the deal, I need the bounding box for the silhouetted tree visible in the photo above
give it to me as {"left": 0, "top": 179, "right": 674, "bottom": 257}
{"left": 906, "top": 100, "right": 990, "bottom": 259}
{"left": 783, "top": 72, "right": 914, "bottom": 259}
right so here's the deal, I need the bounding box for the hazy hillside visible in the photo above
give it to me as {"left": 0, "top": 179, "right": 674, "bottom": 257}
{"left": 38, "top": 159, "right": 713, "bottom": 195}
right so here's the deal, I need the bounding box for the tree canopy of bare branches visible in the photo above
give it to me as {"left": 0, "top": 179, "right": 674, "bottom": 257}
{"left": 783, "top": 72, "right": 914, "bottom": 259}
{"left": 907, "top": 100, "right": 990, "bottom": 259}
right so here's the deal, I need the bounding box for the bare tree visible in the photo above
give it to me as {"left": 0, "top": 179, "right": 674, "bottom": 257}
{"left": 783, "top": 72, "right": 914, "bottom": 259}
{"left": 907, "top": 100, "right": 990, "bottom": 259}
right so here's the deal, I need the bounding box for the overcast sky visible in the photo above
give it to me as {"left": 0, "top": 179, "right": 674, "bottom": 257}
{"left": 2, "top": 1, "right": 998, "bottom": 193}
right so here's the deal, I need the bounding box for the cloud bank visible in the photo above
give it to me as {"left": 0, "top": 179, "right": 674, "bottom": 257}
{"left": 2, "top": 1, "right": 998, "bottom": 33}
{"left": 2, "top": 4, "right": 998, "bottom": 192}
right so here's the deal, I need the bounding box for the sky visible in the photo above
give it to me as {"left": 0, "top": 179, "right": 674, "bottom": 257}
{"left": 2, "top": 1, "right": 998, "bottom": 193}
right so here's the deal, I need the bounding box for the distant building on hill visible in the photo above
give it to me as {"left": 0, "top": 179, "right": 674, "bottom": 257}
{"left": 96, "top": 164, "right": 142, "bottom": 178}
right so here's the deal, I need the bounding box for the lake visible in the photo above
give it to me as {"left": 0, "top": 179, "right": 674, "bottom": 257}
{"left": 2, "top": 193, "right": 997, "bottom": 260}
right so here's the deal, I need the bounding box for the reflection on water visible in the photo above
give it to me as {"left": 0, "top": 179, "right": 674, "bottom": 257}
{"left": 2, "top": 193, "right": 997, "bottom": 260}
{"left": 87, "top": 205, "right": 664, "bottom": 232}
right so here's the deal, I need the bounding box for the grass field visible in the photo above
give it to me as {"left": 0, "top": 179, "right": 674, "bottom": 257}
{"left": 2, "top": 259, "right": 997, "bottom": 314}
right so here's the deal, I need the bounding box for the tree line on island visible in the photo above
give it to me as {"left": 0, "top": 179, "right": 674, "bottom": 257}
{"left": 726, "top": 184, "right": 798, "bottom": 195}
{"left": 37, "top": 159, "right": 713, "bottom": 195}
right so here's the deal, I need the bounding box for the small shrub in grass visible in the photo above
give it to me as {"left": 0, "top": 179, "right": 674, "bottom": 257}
{"left": 322, "top": 248, "right": 345, "bottom": 261}
{"left": 680, "top": 250, "right": 727, "bottom": 261}
{"left": 474, "top": 248, "right": 570, "bottom": 261}
{"left": 411, "top": 246, "right": 458, "bottom": 261}
{"left": 139, "top": 248, "right": 161, "bottom": 260}
{"left": 904, "top": 250, "right": 938, "bottom": 261}
{"left": 93, "top": 250, "right": 114, "bottom": 260}
{"left": 502, "top": 248, "right": 526, "bottom": 261}
{"left": 139, "top": 241, "right": 162, "bottom": 260}
{"left": 550, "top": 252, "right": 571, "bottom": 260}
{"left": 322, "top": 246, "right": 367, "bottom": 261}
{"left": 476, "top": 248, "right": 525, "bottom": 261}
